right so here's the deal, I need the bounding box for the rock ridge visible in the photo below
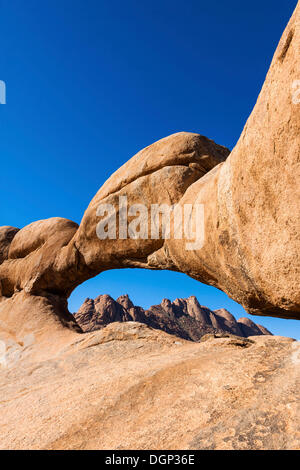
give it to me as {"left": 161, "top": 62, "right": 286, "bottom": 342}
{"left": 74, "top": 294, "right": 272, "bottom": 341}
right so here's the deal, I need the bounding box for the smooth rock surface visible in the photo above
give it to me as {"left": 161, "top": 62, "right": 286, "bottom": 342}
{"left": 0, "top": 323, "right": 298, "bottom": 450}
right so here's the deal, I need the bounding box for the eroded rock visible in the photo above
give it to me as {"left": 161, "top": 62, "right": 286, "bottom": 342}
{"left": 0, "top": 4, "right": 299, "bottom": 344}
{"left": 74, "top": 294, "right": 272, "bottom": 341}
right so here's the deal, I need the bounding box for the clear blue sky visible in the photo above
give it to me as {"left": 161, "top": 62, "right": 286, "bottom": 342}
{"left": 1, "top": 0, "right": 299, "bottom": 339}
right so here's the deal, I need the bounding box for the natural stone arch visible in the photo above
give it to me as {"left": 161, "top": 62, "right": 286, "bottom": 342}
{"left": 0, "top": 3, "right": 299, "bottom": 343}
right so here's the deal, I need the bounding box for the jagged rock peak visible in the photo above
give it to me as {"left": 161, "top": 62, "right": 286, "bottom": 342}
{"left": 74, "top": 294, "right": 273, "bottom": 341}
{"left": 116, "top": 294, "right": 134, "bottom": 309}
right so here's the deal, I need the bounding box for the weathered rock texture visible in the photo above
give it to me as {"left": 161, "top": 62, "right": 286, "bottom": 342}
{"left": 0, "top": 5, "right": 299, "bottom": 343}
{"left": 0, "top": 324, "right": 298, "bottom": 450}
{"left": 74, "top": 294, "right": 272, "bottom": 340}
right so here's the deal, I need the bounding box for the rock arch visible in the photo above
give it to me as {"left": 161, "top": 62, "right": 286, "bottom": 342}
{"left": 0, "top": 3, "right": 299, "bottom": 342}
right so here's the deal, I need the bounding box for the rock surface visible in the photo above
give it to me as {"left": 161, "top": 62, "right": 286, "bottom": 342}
{"left": 0, "top": 323, "right": 298, "bottom": 450}
{"left": 0, "top": 227, "right": 19, "bottom": 265}
{"left": 74, "top": 294, "right": 272, "bottom": 340}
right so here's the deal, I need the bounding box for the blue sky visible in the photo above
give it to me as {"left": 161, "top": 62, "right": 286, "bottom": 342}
{"left": 1, "top": 0, "right": 299, "bottom": 339}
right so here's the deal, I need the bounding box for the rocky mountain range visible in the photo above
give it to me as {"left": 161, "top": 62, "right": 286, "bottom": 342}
{"left": 74, "top": 294, "right": 272, "bottom": 340}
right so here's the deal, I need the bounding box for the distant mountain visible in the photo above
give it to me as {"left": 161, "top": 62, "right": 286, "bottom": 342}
{"left": 74, "top": 294, "right": 272, "bottom": 341}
